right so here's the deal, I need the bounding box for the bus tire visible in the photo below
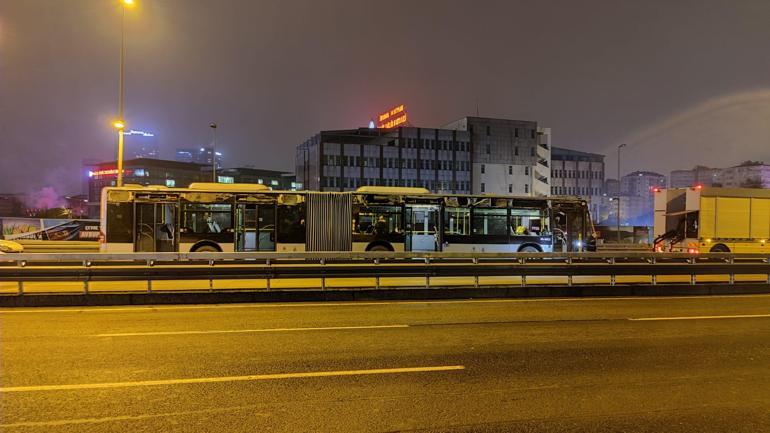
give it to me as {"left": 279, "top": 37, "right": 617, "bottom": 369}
{"left": 518, "top": 244, "right": 542, "bottom": 253}
{"left": 366, "top": 242, "right": 394, "bottom": 252}
{"left": 190, "top": 241, "right": 222, "bottom": 253}
{"left": 710, "top": 244, "right": 730, "bottom": 253}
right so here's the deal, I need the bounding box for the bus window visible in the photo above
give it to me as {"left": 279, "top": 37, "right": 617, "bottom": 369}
{"left": 277, "top": 204, "right": 306, "bottom": 244}
{"left": 106, "top": 202, "right": 133, "bottom": 243}
{"left": 354, "top": 206, "right": 402, "bottom": 237}
{"left": 182, "top": 203, "right": 232, "bottom": 234}
{"left": 472, "top": 208, "right": 508, "bottom": 236}
{"left": 510, "top": 208, "right": 544, "bottom": 236}
{"left": 444, "top": 208, "right": 471, "bottom": 236}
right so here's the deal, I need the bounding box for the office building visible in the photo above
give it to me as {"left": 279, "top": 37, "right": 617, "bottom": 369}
{"left": 296, "top": 127, "right": 472, "bottom": 193}
{"left": 216, "top": 167, "right": 300, "bottom": 190}
{"left": 714, "top": 162, "right": 770, "bottom": 188}
{"left": 175, "top": 147, "right": 223, "bottom": 168}
{"left": 442, "top": 117, "right": 550, "bottom": 196}
{"left": 550, "top": 146, "right": 606, "bottom": 221}
{"left": 85, "top": 158, "right": 208, "bottom": 217}
{"left": 619, "top": 171, "right": 667, "bottom": 226}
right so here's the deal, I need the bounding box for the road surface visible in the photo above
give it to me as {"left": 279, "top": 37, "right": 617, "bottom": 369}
{"left": 1, "top": 294, "right": 770, "bottom": 432}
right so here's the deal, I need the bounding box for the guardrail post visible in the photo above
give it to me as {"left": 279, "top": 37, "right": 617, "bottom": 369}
{"left": 521, "top": 257, "right": 527, "bottom": 287}
{"left": 83, "top": 260, "right": 91, "bottom": 294}
{"left": 651, "top": 257, "right": 657, "bottom": 286}
{"left": 473, "top": 258, "right": 479, "bottom": 288}
{"left": 374, "top": 258, "right": 380, "bottom": 290}
{"left": 425, "top": 258, "right": 430, "bottom": 289}
{"left": 321, "top": 259, "right": 326, "bottom": 291}
{"left": 209, "top": 259, "right": 215, "bottom": 292}
{"left": 728, "top": 255, "right": 735, "bottom": 285}
{"left": 767, "top": 257, "right": 770, "bottom": 285}
{"left": 567, "top": 256, "right": 573, "bottom": 287}
{"left": 610, "top": 257, "right": 616, "bottom": 286}
{"left": 689, "top": 257, "right": 696, "bottom": 285}
{"left": 146, "top": 259, "right": 154, "bottom": 293}
{"left": 265, "top": 258, "right": 271, "bottom": 291}
{"left": 17, "top": 260, "right": 26, "bottom": 295}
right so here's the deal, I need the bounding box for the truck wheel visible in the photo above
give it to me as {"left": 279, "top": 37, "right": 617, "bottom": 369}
{"left": 710, "top": 244, "right": 730, "bottom": 253}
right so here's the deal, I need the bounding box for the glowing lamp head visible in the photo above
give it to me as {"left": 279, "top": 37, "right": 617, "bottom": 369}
{"left": 113, "top": 120, "right": 126, "bottom": 130}
{"left": 122, "top": 0, "right": 136, "bottom": 7}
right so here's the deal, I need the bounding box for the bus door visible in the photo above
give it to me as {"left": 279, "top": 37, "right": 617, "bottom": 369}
{"left": 405, "top": 205, "right": 440, "bottom": 251}
{"left": 235, "top": 204, "right": 275, "bottom": 252}
{"left": 552, "top": 205, "right": 586, "bottom": 252}
{"left": 134, "top": 202, "right": 178, "bottom": 252}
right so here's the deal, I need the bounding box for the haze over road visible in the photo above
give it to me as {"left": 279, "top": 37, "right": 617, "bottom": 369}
{"left": 2, "top": 295, "right": 770, "bottom": 432}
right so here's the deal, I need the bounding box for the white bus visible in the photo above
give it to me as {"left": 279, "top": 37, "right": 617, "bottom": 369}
{"left": 100, "top": 184, "right": 593, "bottom": 253}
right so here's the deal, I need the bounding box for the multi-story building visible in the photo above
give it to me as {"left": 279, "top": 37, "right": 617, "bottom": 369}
{"left": 123, "top": 130, "right": 160, "bottom": 159}
{"left": 619, "top": 171, "right": 666, "bottom": 226}
{"left": 0, "top": 194, "right": 25, "bottom": 217}
{"left": 296, "top": 127, "right": 472, "bottom": 193}
{"left": 85, "top": 158, "right": 208, "bottom": 217}
{"left": 442, "top": 117, "right": 550, "bottom": 196}
{"left": 175, "top": 147, "right": 224, "bottom": 168}
{"left": 550, "top": 147, "right": 605, "bottom": 221}
{"left": 669, "top": 166, "right": 719, "bottom": 188}
{"left": 714, "top": 162, "right": 770, "bottom": 188}
{"left": 216, "top": 167, "right": 300, "bottom": 190}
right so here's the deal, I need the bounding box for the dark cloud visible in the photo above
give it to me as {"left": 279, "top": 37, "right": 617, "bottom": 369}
{"left": 1, "top": 0, "right": 769, "bottom": 194}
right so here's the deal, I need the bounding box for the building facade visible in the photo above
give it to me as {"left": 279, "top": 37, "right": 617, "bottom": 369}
{"left": 669, "top": 166, "right": 719, "bottom": 188}
{"left": 714, "top": 162, "right": 770, "bottom": 188}
{"left": 296, "top": 127, "right": 472, "bottom": 193}
{"left": 216, "top": 167, "right": 300, "bottom": 190}
{"left": 619, "top": 171, "right": 667, "bottom": 226}
{"left": 86, "top": 158, "right": 208, "bottom": 217}
{"left": 442, "top": 117, "right": 550, "bottom": 196}
{"left": 550, "top": 147, "right": 606, "bottom": 221}
{"left": 175, "top": 147, "right": 224, "bottom": 168}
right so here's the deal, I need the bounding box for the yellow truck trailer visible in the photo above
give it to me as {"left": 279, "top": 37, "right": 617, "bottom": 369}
{"left": 653, "top": 187, "right": 770, "bottom": 253}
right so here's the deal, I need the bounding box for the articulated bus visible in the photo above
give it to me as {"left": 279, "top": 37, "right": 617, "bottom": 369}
{"left": 100, "top": 183, "right": 593, "bottom": 253}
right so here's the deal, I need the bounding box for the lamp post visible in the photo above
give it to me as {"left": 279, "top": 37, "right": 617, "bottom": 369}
{"left": 115, "top": 0, "right": 135, "bottom": 187}
{"left": 616, "top": 143, "right": 627, "bottom": 242}
{"left": 210, "top": 123, "right": 218, "bottom": 182}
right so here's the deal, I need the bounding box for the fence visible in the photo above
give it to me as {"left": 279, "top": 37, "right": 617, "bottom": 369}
{"left": 2, "top": 251, "right": 770, "bottom": 295}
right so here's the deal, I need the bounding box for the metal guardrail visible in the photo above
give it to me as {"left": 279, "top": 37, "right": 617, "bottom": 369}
{"left": 1, "top": 252, "right": 769, "bottom": 295}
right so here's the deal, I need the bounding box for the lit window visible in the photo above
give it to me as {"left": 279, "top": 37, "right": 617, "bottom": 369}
{"left": 217, "top": 176, "right": 234, "bottom": 184}
{"left": 271, "top": 180, "right": 279, "bottom": 186}
{"left": 166, "top": 179, "right": 176, "bottom": 187}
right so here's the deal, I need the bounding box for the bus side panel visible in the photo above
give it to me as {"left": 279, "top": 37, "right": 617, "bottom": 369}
{"left": 750, "top": 198, "right": 770, "bottom": 239}
{"left": 699, "top": 197, "right": 715, "bottom": 240}
{"left": 715, "top": 197, "right": 750, "bottom": 239}
{"left": 277, "top": 243, "right": 306, "bottom": 253}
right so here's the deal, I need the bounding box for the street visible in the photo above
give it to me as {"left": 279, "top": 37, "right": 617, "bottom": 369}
{"left": 1, "top": 294, "right": 770, "bottom": 432}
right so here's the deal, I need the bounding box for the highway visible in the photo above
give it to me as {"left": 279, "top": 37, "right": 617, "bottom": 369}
{"left": 1, "top": 295, "right": 770, "bottom": 432}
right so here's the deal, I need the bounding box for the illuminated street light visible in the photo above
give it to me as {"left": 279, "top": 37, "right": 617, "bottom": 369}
{"left": 113, "top": 120, "right": 125, "bottom": 130}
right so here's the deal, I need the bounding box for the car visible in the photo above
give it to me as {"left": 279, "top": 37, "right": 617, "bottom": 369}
{"left": 0, "top": 240, "right": 24, "bottom": 253}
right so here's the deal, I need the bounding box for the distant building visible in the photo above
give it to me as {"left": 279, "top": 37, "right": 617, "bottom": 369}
{"left": 216, "top": 167, "right": 299, "bottom": 190}
{"left": 619, "top": 171, "right": 666, "bottom": 226}
{"left": 550, "top": 146, "right": 605, "bottom": 220}
{"left": 123, "top": 130, "right": 160, "bottom": 160}
{"left": 714, "top": 162, "right": 770, "bottom": 188}
{"left": 0, "top": 194, "right": 25, "bottom": 217}
{"left": 442, "top": 117, "right": 550, "bottom": 196}
{"left": 86, "top": 158, "right": 208, "bottom": 217}
{"left": 669, "top": 166, "right": 719, "bottom": 188}
{"left": 296, "top": 127, "right": 472, "bottom": 193}
{"left": 175, "top": 147, "right": 223, "bottom": 168}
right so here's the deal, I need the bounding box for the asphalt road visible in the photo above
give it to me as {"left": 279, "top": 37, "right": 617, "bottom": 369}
{"left": 1, "top": 295, "right": 770, "bottom": 432}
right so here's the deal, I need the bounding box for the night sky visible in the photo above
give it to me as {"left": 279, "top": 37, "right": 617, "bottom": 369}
{"left": 2, "top": 0, "right": 770, "bottom": 195}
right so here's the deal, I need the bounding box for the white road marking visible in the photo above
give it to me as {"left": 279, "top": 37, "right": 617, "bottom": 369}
{"left": 629, "top": 314, "right": 770, "bottom": 321}
{"left": 96, "top": 324, "right": 409, "bottom": 337}
{"left": 0, "top": 365, "right": 465, "bottom": 393}
{"left": 0, "top": 405, "right": 268, "bottom": 428}
{"left": 2, "top": 294, "right": 769, "bottom": 314}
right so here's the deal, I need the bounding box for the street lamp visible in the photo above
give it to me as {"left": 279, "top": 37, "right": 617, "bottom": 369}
{"left": 616, "top": 143, "right": 627, "bottom": 242}
{"left": 210, "top": 123, "right": 218, "bottom": 182}
{"left": 115, "top": 0, "right": 135, "bottom": 187}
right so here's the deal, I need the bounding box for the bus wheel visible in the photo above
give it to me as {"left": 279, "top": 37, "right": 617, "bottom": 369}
{"left": 191, "top": 242, "right": 222, "bottom": 253}
{"left": 518, "top": 245, "right": 541, "bottom": 253}
{"left": 367, "top": 242, "right": 393, "bottom": 252}
{"left": 710, "top": 244, "right": 730, "bottom": 253}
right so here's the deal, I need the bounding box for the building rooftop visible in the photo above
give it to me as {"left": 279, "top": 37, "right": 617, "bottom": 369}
{"left": 551, "top": 147, "right": 605, "bottom": 160}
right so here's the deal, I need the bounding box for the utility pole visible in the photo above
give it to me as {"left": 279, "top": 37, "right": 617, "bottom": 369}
{"left": 210, "top": 122, "right": 218, "bottom": 182}
{"left": 617, "top": 143, "right": 627, "bottom": 243}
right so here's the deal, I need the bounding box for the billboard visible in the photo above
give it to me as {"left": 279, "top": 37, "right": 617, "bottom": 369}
{"left": 0, "top": 218, "right": 100, "bottom": 241}
{"left": 376, "top": 104, "right": 408, "bottom": 129}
